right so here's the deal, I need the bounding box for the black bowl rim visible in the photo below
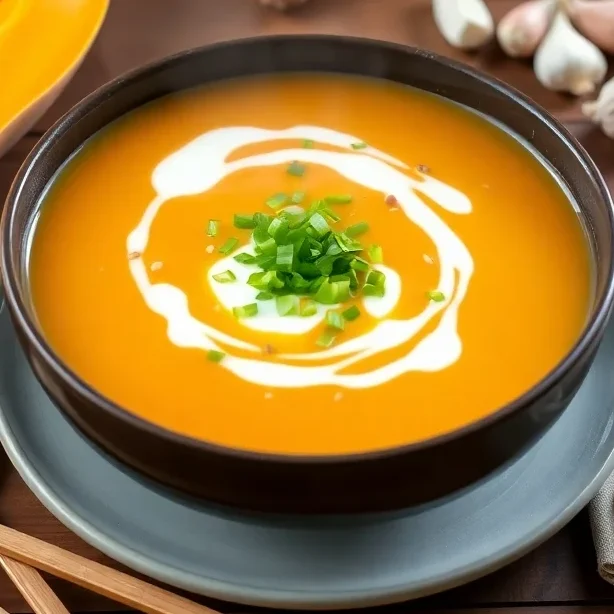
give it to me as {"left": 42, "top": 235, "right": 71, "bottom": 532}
{"left": 3, "top": 34, "right": 614, "bottom": 466}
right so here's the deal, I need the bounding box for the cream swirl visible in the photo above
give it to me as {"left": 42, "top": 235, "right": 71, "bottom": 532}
{"left": 126, "top": 126, "right": 474, "bottom": 389}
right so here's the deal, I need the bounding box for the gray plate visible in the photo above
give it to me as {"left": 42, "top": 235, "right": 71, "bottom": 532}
{"left": 0, "top": 304, "right": 614, "bottom": 610}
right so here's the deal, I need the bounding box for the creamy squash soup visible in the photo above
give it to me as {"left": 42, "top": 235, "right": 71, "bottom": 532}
{"left": 28, "top": 74, "right": 592, "bottom": 455}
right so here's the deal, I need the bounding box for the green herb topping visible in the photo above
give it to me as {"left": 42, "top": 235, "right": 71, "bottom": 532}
{"left": 427, "top": 290, "right": 446, "bottom": 302}
{"left": 211, "top": 195, "right": 390, "bottom": 347}
{"left": 207, "top": 350, "right": 226, "bottom": 363}
{"left": 207, "top": 219, "right": 220, "bottom": 237}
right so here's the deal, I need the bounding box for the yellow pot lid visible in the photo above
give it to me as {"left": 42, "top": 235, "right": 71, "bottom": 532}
{"left": 0, "top": 0, "right": 109, "bottom": 132}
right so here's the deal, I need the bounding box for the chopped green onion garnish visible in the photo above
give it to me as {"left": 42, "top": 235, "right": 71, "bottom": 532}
{"left": 335, "top": 233, "right": 362, "bottom": 253}
{"left": 309, "top": 212, "right": 330, "bottom": 237}
{"left": 366, "top": 269, "right": 386, "bottom": 289}
{"left": 233, "top": 214, "right": 257, "bottom": 229}
{"left": 350, "top": 257, "right": 369, "bottom": 272}
{"left": 267, "top": 217, "right": 289, "bottom": 242}
{"left": 247, "top": 272, "right": 267, "bottom": 290}
{"left": 351, "top": 141, "right": 368, "bottom": 150}
{"left": 342, "top": 305, "right": 361, "bottom": 321}
{"left": 317, "top": 330, "right": 336, "bottom": 348}
{"left": 234, "top": 253, "right": 256, "bottom": 265}
{"left": 276, "top": 295, "right": 300, "bottom": 316}
{"left": 291, "top": 191, "right": 306, "bottom": 204}
{"left": 347, "top": 268, "right": 359, "bottom": 290}
{"left": 254, "top": 254, "right": 275, "bottom": 269}
{"left": 321, "top": 207, "right": 341, "bottom": 223}
{"left": 288, "top": 216, "right": 307, "bottom": 231}
{"left": 330, "top": 273, "right": 351, "bottom": 283}
{"left": 326, "top": 243, "right": 343, "bottom": 257}
{"left": 289, "top": 272, "right": 310, "bottom": 292}
{"left": 302, "top": 139, "right": 314, "bottom": 149}
{"left": 266, "top": 193, "right": 288, "bottom": 209}
{"left": 221, "top": 187, "right": 387, "bottom": 329}
{"left": 219, "top": 237, "right": 239, "bottom": 255}
{"left": 298, "top": 262, "right": 320, "bottom": 279}
{"left": 254, "top": 212, "right": 273, "bottom": 228}
{"left": 256, "top": 237, "right": 277, "bottom": 255}
{"left": 207, "top": 350, "right": 226, "bottom": 363}
{"left": 324, "top": 194, "right": 352, "bottom": 205}
{"left": 207, "top": 219, "right": 220, "bottom": 237}
{"left": 314, "top": 278, "right": 350, "bottom": 304}
{"left": 287, "top": 161, "right": 306, "bottom": 177}
{"left": 368, "top": 244, "right": 384, "bottom": 263}
{"left": 276, "top": 244, "right": 294, "bottom": 272}
{"left": 256, "top": 292, "right": 274, "bottom": 301}
{"left": 301, "top": 300, "right": 318, "bottom": 317}
{"left": 212, "top": 270, "right": 236, "bottom": 283}
{"left": 309, "top": 199, "right": 326, "bottom": 213}
{"left": 315, "top": 255, "right": 336, "bottom": 276}
{"left": 248, "top": 270, "right": 284, "bottom": 291}
{"left": 345, "top": 222, "right": 369, "bottom": 238}
{"left": 363, "top": 284, "right": 385, "bottom": 298}
{"left": 233, "top": 303, "right": 258, "bottom": 318}
{"left": 326, "top": 310, "right": 345, "bottom": 331}
{"left": 427, "top": 290, "right": 446, "bottom": 302}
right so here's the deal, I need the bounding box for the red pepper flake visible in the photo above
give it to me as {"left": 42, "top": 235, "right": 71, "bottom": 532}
{"left": 128, "top": 251, "right": 141, "bottom": 260}
{"left": 385, "top": 194, "right": 397, "bottom": 206}
{"left": 416, "top": 164, "right": 431, "bottom": 174}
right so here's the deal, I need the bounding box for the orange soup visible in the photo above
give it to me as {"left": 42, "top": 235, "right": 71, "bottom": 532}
{"left": 28, "top": 74, "right": 592, "bottom": 455}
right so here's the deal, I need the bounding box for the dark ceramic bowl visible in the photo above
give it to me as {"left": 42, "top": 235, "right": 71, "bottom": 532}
{"left": 2, "top": 36, "right": 614, "bottom": 515}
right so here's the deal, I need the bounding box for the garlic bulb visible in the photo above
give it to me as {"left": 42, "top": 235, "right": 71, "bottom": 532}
{"left": 432, "top": 0, "right": 495, "bottom": 50}
{"left": 497, "top": 0, "right": 556, "bottom": 58}
{"left": 564, "top": 0, "right": 614, "bottom": 54}
{"left": 583, "top": 76, "right": 614, "bottom": 138}
{"left": 533, "top": 9, "right": 607, "bottom": 95}
{"left": 259, "top": 0, "right": 309, "bottom": 9}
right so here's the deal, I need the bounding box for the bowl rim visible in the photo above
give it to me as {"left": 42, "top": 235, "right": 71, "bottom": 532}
{"left": 3, "top": 34, "right": 614, "bottom": 465}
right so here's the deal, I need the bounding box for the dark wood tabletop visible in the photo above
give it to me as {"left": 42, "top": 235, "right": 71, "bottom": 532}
{"left": 2, "top": 0, "right": 614, "bottom": 611}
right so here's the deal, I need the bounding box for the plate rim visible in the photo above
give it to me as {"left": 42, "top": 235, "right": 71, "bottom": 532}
{"left": 1, "top": 388, "right": 613, "bottom": 610}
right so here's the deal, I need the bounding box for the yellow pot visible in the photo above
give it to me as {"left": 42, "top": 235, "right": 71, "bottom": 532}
{"left": 0, "top": 0, "right": 109, "bottom": 157}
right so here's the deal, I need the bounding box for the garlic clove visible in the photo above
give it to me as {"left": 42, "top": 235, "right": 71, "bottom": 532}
{"left": 582, "top": 76, "right": 614, "bottom": 138}
{"left": 564, "top": 0, "right": 614, "bottom": 54}
{"left": 497, "top": 0, "right": 556, "bottom": 58}
{"left": 432, "top": 0, "right": 494, "bottom": 50}
{"left": 533, "top": 9, "right": 608, "bottom": 95}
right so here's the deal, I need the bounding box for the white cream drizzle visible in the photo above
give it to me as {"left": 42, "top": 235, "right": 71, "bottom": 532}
{"left": 126, "top": 125, "right": 474, "bottom": 389}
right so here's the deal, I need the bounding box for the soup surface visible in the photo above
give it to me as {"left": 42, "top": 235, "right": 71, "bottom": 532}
{"left": 29, "top": 74, "right": 591, "bottom": 455}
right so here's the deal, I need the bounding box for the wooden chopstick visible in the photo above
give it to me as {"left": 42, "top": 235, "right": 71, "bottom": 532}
{"left": 0, "top": 524, "right": 219, "bottom": 614}
{"left": 0, "top": 555, "right": 69, "bottom": 614}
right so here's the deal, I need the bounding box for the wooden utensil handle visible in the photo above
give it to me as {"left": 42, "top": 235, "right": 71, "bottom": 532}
{"left": 0, "top": 555, "right": 69, "bottom": 614}
{"left": 0, "top": 525, "right": 218, "bottom": 614}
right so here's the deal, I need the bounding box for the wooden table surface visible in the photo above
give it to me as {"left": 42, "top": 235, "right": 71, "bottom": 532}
{"left": 2, "top": 0, "right": 614, "bottom": 612}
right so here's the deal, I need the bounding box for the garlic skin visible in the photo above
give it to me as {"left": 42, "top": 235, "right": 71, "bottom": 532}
{"left": 497, "top": 0, "right": 556, "bottom": 58}
{"left": 564, "top": 0, "right": 614, "bottom": 54}
{"left": 533, "top": 10, "right": 608, "bottom": 95}
{"left": 432, "top": 0, "right": 495, "bottom": 50}
{"left": 583, "top": 76, "right": 614, "bottom": 138}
